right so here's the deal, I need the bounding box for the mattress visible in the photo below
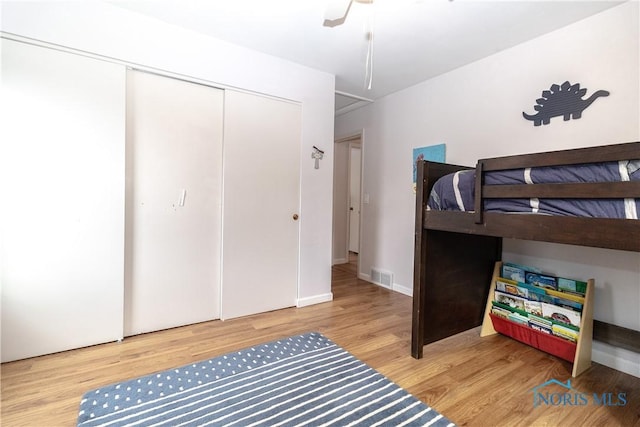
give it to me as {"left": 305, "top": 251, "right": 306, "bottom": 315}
{"left": 427, "top": 160, "right": 640, "bottom": 219}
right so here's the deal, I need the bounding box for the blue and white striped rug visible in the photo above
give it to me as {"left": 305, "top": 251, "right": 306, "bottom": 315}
{"left": 77, "top": 332, "right": 455, "bottom": 426}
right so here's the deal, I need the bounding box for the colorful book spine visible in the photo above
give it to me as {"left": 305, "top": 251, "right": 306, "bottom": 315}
{"left": 500, "top": 262, "right": 587, "bottom": 298}
{"left": 546, "top": 288, "right": 585, "bottom": 304}
{"left": 552, "top": 324, "right": 579, "bottom": 342}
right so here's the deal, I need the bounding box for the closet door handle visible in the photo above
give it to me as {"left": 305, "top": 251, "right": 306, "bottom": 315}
{"left": 292, "top": 214, "right": 299, "bottom": 220}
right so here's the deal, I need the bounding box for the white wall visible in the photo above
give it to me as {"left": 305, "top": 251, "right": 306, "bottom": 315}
{"left": 1, "top": 1, "right": 335, "bottom": 307}
{"left": 336, "top": 2, "right": 640, "bottom": 376}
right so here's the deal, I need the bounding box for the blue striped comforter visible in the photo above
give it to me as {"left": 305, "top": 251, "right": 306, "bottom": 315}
{"left": 427, "top": 160, "right": 640, "bottom": 219}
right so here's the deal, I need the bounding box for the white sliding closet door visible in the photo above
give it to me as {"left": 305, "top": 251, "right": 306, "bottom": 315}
{"left": 125, "top": 70, "right": 223, "bottom": 336}
{"left": 1, "top": 39, "right": 125, "bottom": 362}
{"left": 222, "top": 90, "right": 301, "bottom": 319}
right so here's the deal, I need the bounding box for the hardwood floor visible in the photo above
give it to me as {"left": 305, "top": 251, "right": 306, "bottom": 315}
{"left": 2, "top": 255, "right": 639, "bottom": 426}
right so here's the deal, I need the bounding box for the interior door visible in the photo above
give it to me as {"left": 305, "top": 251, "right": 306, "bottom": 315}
{"left": 221, "top": 90, "right": 301, "bottom": 320}
{"left": 1, "top": 39, "right": 125, "bottom": 362}
{"left": 124, "top": 70, "right": 223, "bottom": 336}
{"left": 348, "top": 144, "right": 361, "bottom": 253}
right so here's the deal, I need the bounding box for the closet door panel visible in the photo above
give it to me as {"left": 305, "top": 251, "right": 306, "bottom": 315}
{"left": 222, "top": 90, "right": 301, "bottom": 319}
{"left": 124, "top": 70, "right": 223, "bottom": 336}
{"left": 1, "top": 39, "right": 125, "bottom": 362}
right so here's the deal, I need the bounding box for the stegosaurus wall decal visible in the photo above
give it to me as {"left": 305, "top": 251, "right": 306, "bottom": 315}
{"left": 523, "top": 81, "right": 609, "bottom": 126}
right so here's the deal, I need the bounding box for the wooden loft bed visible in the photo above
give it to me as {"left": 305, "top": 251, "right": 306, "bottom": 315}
{"left": 412, "top": 141, "right": 640, "bottom": 360}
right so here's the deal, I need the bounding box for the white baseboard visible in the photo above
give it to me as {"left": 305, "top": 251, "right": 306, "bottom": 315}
{"left": 393, "top": 283, "right": 413, "bottom": 297}
{"left": 297, "top": 293, "right": 333, "bottom": 308}
{"left": 592, "top": 341, "right": 640, "bottom": 378}
{"left": 360, "top": 272, "right": 391, "bottom": 289}
{"left": 332, "top": 258, "right": 348, "bottom": 265}
{"left": 359, "top": 273, "right": 412, "bottom": 296}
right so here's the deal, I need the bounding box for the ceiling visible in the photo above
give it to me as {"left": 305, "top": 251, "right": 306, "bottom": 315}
{"left": 111, "top": 0, "right": 624, "bottom": 114}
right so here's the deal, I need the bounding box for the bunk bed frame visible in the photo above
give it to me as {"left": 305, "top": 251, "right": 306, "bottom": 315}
{"left": 412, "top": 141, "right": 640, "bottom": 359}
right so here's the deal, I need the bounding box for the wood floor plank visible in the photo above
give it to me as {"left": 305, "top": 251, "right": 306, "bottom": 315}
{"left": 2, "top": 256, "right": 639, "bottom": 426}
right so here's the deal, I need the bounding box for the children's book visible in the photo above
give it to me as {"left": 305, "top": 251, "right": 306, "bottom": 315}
{"left": 525, "top": 272, "right": 558, "bottom": 290}
{"left": 501, "top": 263, "right": 541, "bottom": 283}
{"left": 495, "top": 291, "right": 526, "bottom": 311}
{"left": 524, "top": 300, "right": 543, "bottom": 316}
{"left": 557, "top": 277, "right": 587, "bottom": 296}
{"left": 552, "top": 324, "right": 579, "bottom": 342}
{"left": 529, "top": 322, "right": 552, "bottom": 335}
{"left": 495, "top": 277, "right": 546, "bottom": 301}
{"left": 541, "top": 302, "right": 581, "bottom": 329}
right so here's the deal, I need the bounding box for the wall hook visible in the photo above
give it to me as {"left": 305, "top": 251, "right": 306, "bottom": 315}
{"left": 312, "top": 146, "right": 324, "bottom": 169}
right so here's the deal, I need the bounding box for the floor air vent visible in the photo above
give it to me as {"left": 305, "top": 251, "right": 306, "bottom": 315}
{"left": 371, "top": 268, "right": 393, "bottom": 289}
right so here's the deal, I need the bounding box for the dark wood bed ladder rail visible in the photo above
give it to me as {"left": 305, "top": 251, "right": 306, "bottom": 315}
{"left": 482, "top": 181, "right": 640, "bottom": 200}
{"left": 474, "top": 141, "right": 640, "bottom": 223}
{"left": 479, "top": 141, "right": 640, "bottom": 171}
{"left": 474, "top": 161, "right": 484, "bottom": 224}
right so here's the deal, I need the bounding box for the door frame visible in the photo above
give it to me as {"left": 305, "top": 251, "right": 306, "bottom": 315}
{"left": 332, "top": 132, "right": 364, "bottom": 274}
{"left": 347, "top": 142, "right": 361, "bottom": 254}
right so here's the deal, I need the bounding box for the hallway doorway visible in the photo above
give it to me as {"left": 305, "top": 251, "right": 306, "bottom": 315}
{"left": 331, "top": 251, "right": 359, "bottom": 285}
{"left": 332, "top": 133, "right": 363, "bottom": 275}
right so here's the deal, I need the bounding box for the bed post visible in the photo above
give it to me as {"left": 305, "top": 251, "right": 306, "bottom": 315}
{"left": 412, "top": 160, "right": 428, "bottom": 359}
{"left": 474, "top": 160, "right": 484, "bottom": 224}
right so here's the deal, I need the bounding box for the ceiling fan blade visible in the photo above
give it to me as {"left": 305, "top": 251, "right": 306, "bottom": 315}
{"left": 323, "top": 0, "right": 353, "bottom": 27}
